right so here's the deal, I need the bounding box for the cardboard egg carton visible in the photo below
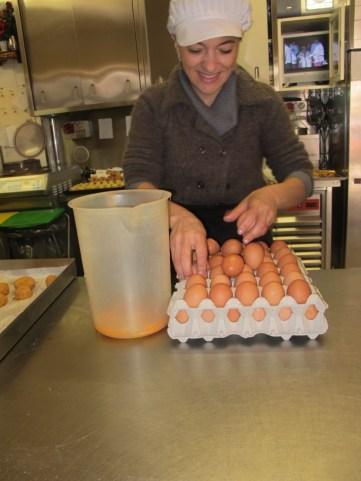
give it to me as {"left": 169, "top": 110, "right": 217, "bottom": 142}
{"left": 167, "top": 272, "right": 328, "bottom": 343}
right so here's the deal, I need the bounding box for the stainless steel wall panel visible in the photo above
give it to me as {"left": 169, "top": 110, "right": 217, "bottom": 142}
{"left": 73, "top": 0, "right": 141, "bottom": 105}
{"left": 18, "top": 0, "right": 84, "bottom": 111}
{"left": 15, "top": 0, "right": 176, "bottom": 114}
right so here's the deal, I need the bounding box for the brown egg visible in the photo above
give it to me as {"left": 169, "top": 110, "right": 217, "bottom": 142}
{"left": 280, "top": 262, "right": 300, "bottom": 277}
{"left": 235, "top": 281, "right": 259, "bottom": 306}
{"left": 184, "top": 284, "right": 208, "bottom": 307}
{"left": 279, "top": 306, "right": 293, "bottom": 321}
{"left": 209, "top": 265, "right": 224, "bottom": 279}
{"left": 201, "top": 310, "right": 215, "bottom": 322}
{"left": 257, "top": 261, "right": 278, "bottom": 278}
{"left": 305, "top": 304, "right": 318, "bottom": 320}
{"left": 228, "top": 308, "right": 241, "bottom": 322}
{"left": 221, "top": 238, "right": 243, "bottom": 256}
{"left": 259, "top": 271, "right": 282, "bottom": 287}
{"left": 262, "top": 255, "right": 274, "bottom": 264}
{"left": 222, "top": 254, "right": 244, "bottom": 277}
{"left": 0, "top": 282, "right": 9, "bottom": 296}
{"left": 211, "top": 274, "right": 231, "bottom": 286}
{"left": 283, "top": 270, "right": 305, "bottom": 287}
{"left": 274, "top": 247, "right": 291, "bottom": 261}
{"left": 243, "top": 242, "right": 264, "bottom": 270}
{"left": 14, "top": 276, "right": 36, "bottom": 290}
{"left": 0, "top": 293, "right": 8, "bottom": 307}
{"left": 208, "top": 254, "right": 224, "bottom": 269}
{"left": 258, "top": 241, "right": 270, "bottom": 253}
{"left": 185, "top": 274, "right": 207, "bottom": 288}
{"left": 207, "top": 238, "right": 220, "bottom": 256}
{"left": 278, "top": 253, "right": 298, "bottom": 269}
{"left": 287, "top": 279, "right": 312, "bottom": 304}
{"left": 270, "top": 240, "right": 289, "bottom": 254}
{"left": 242, "top": 264, "right": 254, "bottom": 274}
{"left": 209, "top": 284, "right": 233, "bottom": 307}
{"left": 235, "top": 272, "right": 257, "bottom": 286}
{"left": 253, "top": 308, "right": 266, "bottom": 321}
{"left": 262, "top": 282, "right": 285, "bottom": 306}
{"left": 175, "top": 310, "right": 189, "bottom": 324}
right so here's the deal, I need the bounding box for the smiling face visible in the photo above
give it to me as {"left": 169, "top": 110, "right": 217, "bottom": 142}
{"left": 178, "top": 36, "right": 240, "bottom": 106}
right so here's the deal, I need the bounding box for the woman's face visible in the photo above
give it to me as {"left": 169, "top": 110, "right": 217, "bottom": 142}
{"left": 178, "top": 36, "right": 240, "bottom": 106}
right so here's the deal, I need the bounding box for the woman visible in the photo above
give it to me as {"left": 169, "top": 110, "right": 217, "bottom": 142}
{"left": 123, "top": 0, "right": 313, "bottom": 280}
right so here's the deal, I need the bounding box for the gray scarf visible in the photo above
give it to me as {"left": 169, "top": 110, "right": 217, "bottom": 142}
{"left": 178, "top": 69, "right": 238, "bottom": 136}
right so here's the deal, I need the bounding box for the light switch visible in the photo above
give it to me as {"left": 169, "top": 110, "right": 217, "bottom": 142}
{"left": 98, "top": 118, "right": 113, "bottom": 139}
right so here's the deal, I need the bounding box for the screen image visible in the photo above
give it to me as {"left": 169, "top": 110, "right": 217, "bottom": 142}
{"left": 284, "top": 33, "right": 329, "bottom": 73}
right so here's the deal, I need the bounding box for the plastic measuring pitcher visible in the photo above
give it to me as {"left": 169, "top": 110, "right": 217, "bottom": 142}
{"left": 69, "top": 189, "right": 171, "bottom": 339}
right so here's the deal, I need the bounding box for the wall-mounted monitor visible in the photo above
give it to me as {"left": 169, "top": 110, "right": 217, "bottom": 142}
{"left": 273, "top": 11, "right": 344, "bottom": 91}
{"left": 282, "top": 31, "right": 329, "bottom": 84}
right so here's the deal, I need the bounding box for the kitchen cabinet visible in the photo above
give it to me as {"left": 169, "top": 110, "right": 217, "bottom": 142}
{"left": 237, "top": 0, "right": 270, "bottom": 84}
{"left": 16, "top": 0, "right": 176, "bottom": 115}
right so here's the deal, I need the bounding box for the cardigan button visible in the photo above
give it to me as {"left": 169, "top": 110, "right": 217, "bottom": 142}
{"left": 199, "top": 146, "right": 206, "bottom": 155}
{"left": 226, "top": 183, "right": 231, "bottom": 190}
{"left": 197, "top": 181, "right": 205, "bottom": 189}
{"left": 220, "top": 148, "right": 227, "bottom": 156}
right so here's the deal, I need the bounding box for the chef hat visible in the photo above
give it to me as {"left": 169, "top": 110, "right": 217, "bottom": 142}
{"left": 167, "top": 0, "right": 252, "bottom": 47}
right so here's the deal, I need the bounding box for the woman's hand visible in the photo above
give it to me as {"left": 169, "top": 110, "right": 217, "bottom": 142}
{"left": 223, "top": 178, "right": 307, "bottom": 244}
{"left": 130, "top": 184, "right": 208, "bottom": 279}
{"left": 169, "top": 203, "right": 208, "bottom": 279}
{"left": 223, "top": 187, "right": 277, "bottom": 244}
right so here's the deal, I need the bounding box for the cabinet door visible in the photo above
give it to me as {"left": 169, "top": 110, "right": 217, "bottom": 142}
{"left": 73, "top": 0, "right": 141, "bottom": 106}
{"left": 18, "top": 0, "right": 84, "bottom": 112}
{"left": 237, "top": 0, "right": 270, "bottom": 84}
{"left": 329, "top": 4, "right": 345, "bottom": 84}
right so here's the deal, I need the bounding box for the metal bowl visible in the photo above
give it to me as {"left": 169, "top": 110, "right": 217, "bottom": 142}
{"left": 14, "top": 121, "right": 45, "bottom": 159}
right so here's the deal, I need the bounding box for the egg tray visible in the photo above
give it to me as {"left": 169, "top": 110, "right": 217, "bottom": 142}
{"left": 167, "top": 274, "right": 328, "bottom": 343}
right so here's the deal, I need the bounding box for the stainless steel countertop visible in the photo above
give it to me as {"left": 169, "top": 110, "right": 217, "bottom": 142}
{"left": 1, "top": 269, "right": 361, "bottom": 481}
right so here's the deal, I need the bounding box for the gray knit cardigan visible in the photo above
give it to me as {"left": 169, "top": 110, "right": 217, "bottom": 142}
{"left": 123, "top": 65, "right": 313, "bottom": 206}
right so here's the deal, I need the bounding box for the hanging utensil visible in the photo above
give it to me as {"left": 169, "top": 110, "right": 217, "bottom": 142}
{"left": 306, "top": 94, "right": 324, "bottom": 128}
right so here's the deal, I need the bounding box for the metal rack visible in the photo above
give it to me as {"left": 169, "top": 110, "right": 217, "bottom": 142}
{"left": 272, "top": 177, "right": 343, "bottom": 269}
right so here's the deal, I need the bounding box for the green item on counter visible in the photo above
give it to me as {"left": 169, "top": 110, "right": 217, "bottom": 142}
{"left": 0, "top": 208, "right": 65, "bottom": 229}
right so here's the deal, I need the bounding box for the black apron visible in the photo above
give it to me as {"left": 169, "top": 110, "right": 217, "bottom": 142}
{"left": 185, "top": 204, "right": 273, "bottom": 246}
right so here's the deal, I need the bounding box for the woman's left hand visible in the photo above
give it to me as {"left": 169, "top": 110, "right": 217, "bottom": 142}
{"left": 223, "top": 178, "right": 307, "bottom": 244}
{"left": 223, "top": 186, "right": 277, "bottom": 244}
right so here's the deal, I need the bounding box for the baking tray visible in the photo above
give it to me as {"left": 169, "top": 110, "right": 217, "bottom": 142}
{"left": 0, "top": 258, "right": 76, "bottom": 360}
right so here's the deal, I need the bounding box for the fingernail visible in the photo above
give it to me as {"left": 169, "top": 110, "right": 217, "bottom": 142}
{"left": 237, "top": 229, "right": 243, "bottom": 235}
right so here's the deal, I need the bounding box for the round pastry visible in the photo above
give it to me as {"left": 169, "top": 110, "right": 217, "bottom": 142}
{"left": 0, "top": 282, "right": 9, "bottom": 296}
{"left": 14, "top": 285, "right": 33, "bottom": 300}
{"left": 45, "top": 274, "right": 57, "bottom": 287}
{"left": 0, "top": 293, "right": 8, "bottom": 307}
{"left": 14, "top": 276, "right": 36, "bottom": 290}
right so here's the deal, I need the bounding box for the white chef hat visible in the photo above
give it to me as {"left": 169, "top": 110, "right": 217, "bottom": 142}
{"left": 167, "top": 0, "right": 253, "bottom": 47}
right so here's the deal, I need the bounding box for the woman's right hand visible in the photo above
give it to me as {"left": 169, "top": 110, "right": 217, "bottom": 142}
{"left": 169, "top": 203, "right": 208, "bottom": 280}
{"left": 132, "top": 184, "right": 208, "bottom": 279}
